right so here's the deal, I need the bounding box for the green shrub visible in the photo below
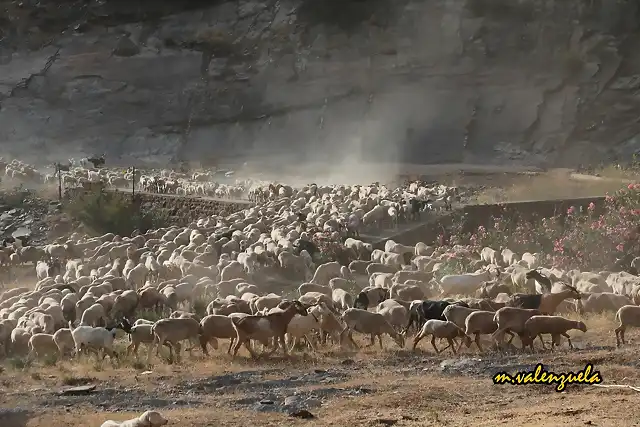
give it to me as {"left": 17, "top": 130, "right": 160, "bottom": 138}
{"left": 65, "top": 190, "right": 170, "bottom": 236}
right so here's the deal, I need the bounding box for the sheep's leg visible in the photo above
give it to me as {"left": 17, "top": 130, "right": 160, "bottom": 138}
{"left": 286, "top": 335, "right": 297, "bottom": 353}
{"left": 227, "top": 338, "right": 235, "bottom": 354}
{"left": 491, "top": 328, "right": 506, "bottom": 347}
{"left": 430, "top": 336, "right": 441, "bottom": 354}
{"left": 231, "top": 338, "right": 244, "bottom": 357}
{"left": 537, "top": 334, "right": 547, "bottom": 350}
{"left": 456, "top": 338, "right": 466, "bottom": 353}
{"left": 166, "top": 343, "right": 175, "bottom": 364}
{"left": 562, "top": 333, "right": 573, "bottom": 349}
{"left": 244, "top": 340, "right": 259, "bottom": 358}
{"left": 278, "top": 335, "right": 289, "bottom": 356}
{"left": 505, "top": 330, "right": 516, "bottom": 345}
{"left": 305, "top": 334, "right": 318, "bottom": 352}
{"left": 412, "top": 332, "right": 425, "bottom": 351}
{"left": 377, "top": 334, "right": 383, "bottom": 350}
{"left": 473, "top": 333, "right": 484, "bottom": 352}
{"left": 174, "top": 342, "right": 182, "bottom": 363}
{"left": 347, "top": 330, "right": 359, "bottom": 349}
{"left": 615, "top": 325, "right": 625, "bottom": 347}
{"left": 126, "top": 342, "right": 137, "bottom": 358}
{"left": 366, "top": 334, "right": 376, "bottom": 347}
{"left": 447, "top": 338, "right": 457, "bottom": 355}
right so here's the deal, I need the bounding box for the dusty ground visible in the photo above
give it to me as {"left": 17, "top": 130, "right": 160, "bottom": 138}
{"left": 2, "top": 312, "right": 640, "bottom": 427}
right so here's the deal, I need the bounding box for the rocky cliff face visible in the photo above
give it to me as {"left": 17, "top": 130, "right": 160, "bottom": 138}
{"left": 1, "top": 0, "right": 639, "bottom": 169}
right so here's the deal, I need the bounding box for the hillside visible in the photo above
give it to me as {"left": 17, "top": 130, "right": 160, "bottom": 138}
{"left": 1, "top": 0, "right": 640, "bottom": 169}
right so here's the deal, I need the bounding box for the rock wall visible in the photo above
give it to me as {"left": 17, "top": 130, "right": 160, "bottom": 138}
{"left": 63, "top": 188, "right": 252, "bottom": 225}
{"left": 2, "top": 0, "right": 640, "bottom": 168}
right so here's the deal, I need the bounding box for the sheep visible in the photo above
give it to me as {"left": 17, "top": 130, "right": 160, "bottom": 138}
{"left": 298, "top": 282, "right": 331, "bottom": 297}
{"left": 412, "top": 319, "right": 471, "bottom": 354}
{"left": 523, "top": 315, "right": 587, "bottom": 351}
{"left": 100, "top": 410, "right": 168, "bottom": 427}
{"left": 71, "top": 325, "right": 118, "bottom": 361}
{"left": 439, "top": 269, "right": 497, "bottom": 296}
{"left": 285, "top": 303, "right": 331, "bottom": 351}
{"left": 377, "top": 302, "right": 410, "bottom": 334}
{"left": 230, "top": 300, "right": 309, "bottom": 358}
{"left": 151, "top": 317, "right": 203, "bottom": 363}
{"left": 442, "top": 304, "right": 479, "bottom": 330}
{"left": 353, "top": 287, "right": 390, "bottom": 310}
{"left": 332, "top": 288, "right": 353, "bottom": 311}
{"left": 340, "top": 308, "right": 404, "bottom": 349}
{"left": 53, "top": 328, "right": 74, "bottom": 356}
{"left": 491, "top": 307, "right": 541, "bottom": 349}
{"left": 576, "top": 292, "right": 632, "bottom": 314}
{"left": 79, "top": 303, "right": 108, "bottom": 327}
{"left": 614, "top": 305, "right": 640, "bottom": 347}
{"left": 405, "top": 300, "right": 469, "bottom": 333}
{"left": 198, "top": 314, "right": 239, "bottom": 355}
{"left": 27, "top": 333, "right": 58, "bottom": 360}
{"left": 464, "top": 310, "right": 498, "bottom": 352}
{"left": 117, "top": 318, "right": 169, "bottom": 360}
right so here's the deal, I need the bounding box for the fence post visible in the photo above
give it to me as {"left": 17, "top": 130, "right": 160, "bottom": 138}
{"left": 56, "top": 163, "right": 62, "bottom": 201}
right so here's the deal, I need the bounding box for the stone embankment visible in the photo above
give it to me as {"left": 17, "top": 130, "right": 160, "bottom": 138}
{"left": 64, "top": 187, "right": 252, "bottom": 225}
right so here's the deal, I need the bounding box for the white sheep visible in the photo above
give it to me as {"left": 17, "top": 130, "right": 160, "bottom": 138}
{"left": 71, "top": 325, "right": 118, "bottom": 361}
{"left": 412, "top": 319, "right": 471, "bottom": 354}
{"left": 100, "top": 410, "right": 168, "bottom": 427}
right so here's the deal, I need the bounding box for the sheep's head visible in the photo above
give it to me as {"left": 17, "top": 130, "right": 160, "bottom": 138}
{"left": 562, "top": 282, "right": 582, "bottom": 300}
{"left": 281, "top": 300, "right": 308, "bottom": 316}
{"left": 575, "top": 320, "right": 588, "bottom": 333}
{"left": 140, "top": 410, "right": 168, "bottom": 427}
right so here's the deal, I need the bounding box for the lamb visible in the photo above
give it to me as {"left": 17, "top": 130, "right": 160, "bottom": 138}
{"left": 151, "top": 317, "right": 203, "bottom": 363}
{"left": 27, "top": 333, "right": 58, "bottom": 359}
{"left": 464, "top": 310, "right": 499, "bottom": 352}
{"left": 118, "top": 318, "right": 169, "bottom": 360}
{"left": 412, "top": 319, "right": 471, "bottom": 354}
{"left": 353, "top": 287, "right": 390, "bottom": 310}
{"left": 491, "top": 307, "right": 541, "bottom": 349}
{"left": 523, "top": 315, "right": 587, "bottom": 351}
{"left": 285, "top": 303, "right": 331, "bottom": 351}
{"left": 339, "top": 308, "right": 404, "bottom": 349}
{"left": 614, "top": 305, "right": 640, "bottom": 347}
{"left": 100, "top": 410, "right": 168, "bottom": 427}
{"left": 332, "top": 288, "right": 353, "bottom": 311}
{"left": 230, "top": 300, "right": 308, "bottom": 358}
{"left": 405, "top": 300, "right": 468, "bottom": 333}
{"left": 198, "top": 314, "right": 239, "bottom": 355}
{"left": 377, "top": 302, "right": 410, "bottom": 334}
{"left": 442, "top": 304, "right": 479, "bottom": 330}
{"left": 71, "top": 325, "right": 118, "bottom": 361}
{"left": 53, "top": 328, "right": 74, "bottom": 356}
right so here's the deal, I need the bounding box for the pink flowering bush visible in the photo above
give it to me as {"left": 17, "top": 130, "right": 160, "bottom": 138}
{"left": 456, "top": 184, "right": 640, "bottom": 270}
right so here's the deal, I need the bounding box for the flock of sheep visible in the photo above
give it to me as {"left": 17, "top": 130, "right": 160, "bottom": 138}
{"left": 2, "top": 161, "right": 640, "bottom": 377}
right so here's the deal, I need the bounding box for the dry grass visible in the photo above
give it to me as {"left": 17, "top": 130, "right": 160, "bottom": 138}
{"left": 3, "top": 309, "right": 640, "bottom": 426}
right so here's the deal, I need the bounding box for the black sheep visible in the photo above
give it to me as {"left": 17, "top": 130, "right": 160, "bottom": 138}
{"left": 405, "top": 299, "right": 469, "bottom": 333}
